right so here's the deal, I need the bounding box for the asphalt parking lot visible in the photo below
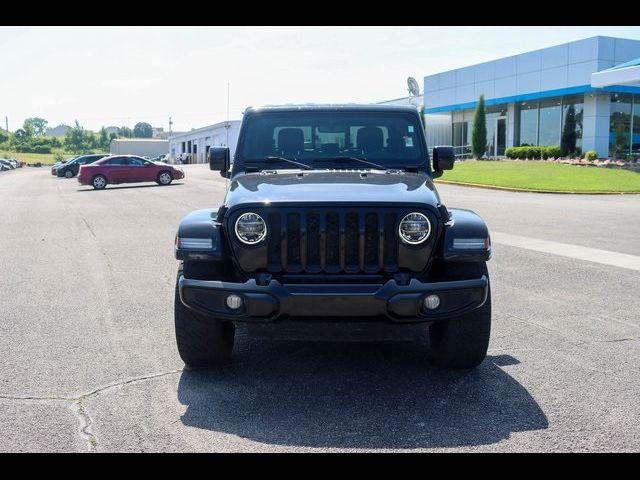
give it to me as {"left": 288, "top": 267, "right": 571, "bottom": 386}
{"left": 1, "top": 165, "right": 639, "bottom": 452}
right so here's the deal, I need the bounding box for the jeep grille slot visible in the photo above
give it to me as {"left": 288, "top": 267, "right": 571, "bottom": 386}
{"left": 265, "top": 209, "right": 399, "bottom": 274}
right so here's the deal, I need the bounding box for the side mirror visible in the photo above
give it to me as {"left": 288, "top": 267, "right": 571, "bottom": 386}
{"left": 209, "top": 147, "right": 230, "bottom": 178}
{"left": 432, "top": 146, "right": 455, "bottom": 177}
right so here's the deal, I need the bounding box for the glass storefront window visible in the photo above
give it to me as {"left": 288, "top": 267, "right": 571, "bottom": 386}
{"left": 609, "top": 93, "right": 632, "bottom": 158}
{"left": 632, "top": 94, "right": 640, "bottom": 157}
{"left": 516, "top": 95, "right": 583, "bottom": 153}
{"left": 452, "top": 120, "right": 471, "bottom": 157}
{"left": 561, "top": 94, "right": 583, "bottom": 156}
{"left": 538, "top": 98, "right": 561, "bottom": 146}
{"left": 453, "top": 122, "right": 464, "bottom": 148}
{"left": 516, "top": 101, "right": 538, "bottom": 146}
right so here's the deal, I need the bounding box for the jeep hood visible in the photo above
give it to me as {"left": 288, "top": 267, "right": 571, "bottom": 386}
{"left": 224, "top": 170, "right": 442, "bottom": 209}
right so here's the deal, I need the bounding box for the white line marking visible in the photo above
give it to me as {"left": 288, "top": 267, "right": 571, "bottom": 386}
{"left": 491, "top": 232, "right": 640, "bottom": 272}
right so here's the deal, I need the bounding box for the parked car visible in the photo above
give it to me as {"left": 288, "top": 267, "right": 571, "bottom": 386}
{"left": 78, "top": 155, "right": 185, "bottom": 189}
{"left": 173, "top": 104, "right": 492, "bottom": 369}
{"left": 0, "top": 159, "right": 15, "bottom": 170}
{"left": 150, "top": 154, "right": 169, "bottom": 163}
{"left": 56, "top": 153, "right": 108, "bottom": 178}
{"left": 6, "top": 159, "right": 19, "bottom": 168}
{"left": 51, "top": 156, "right": 77, "bottom": 175}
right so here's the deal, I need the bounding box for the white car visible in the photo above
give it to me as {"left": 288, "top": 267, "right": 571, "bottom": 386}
{"left": 0, "top": 159, "right": 14, "bottom": 170}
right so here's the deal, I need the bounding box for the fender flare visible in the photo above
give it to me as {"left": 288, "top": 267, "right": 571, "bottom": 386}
{"left": 175, "top": 208, "right": 224, "bottom": 261}
{"left": 439, "top": 208, "right": 491, "bottom": 262}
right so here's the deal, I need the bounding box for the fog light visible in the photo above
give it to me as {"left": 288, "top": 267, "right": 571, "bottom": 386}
{"left": 226, "top": 294, "right": 243, "bottom": 310}
{"left": 423, "top": 294, "right": 440, "bottom": 310}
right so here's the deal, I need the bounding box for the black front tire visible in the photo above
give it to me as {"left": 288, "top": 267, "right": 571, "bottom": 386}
{"left": 174, "top": 267, "right": 235, "bottom": 367}
{"left": 64, "top": 169, "right": 73, "bottom": 178}
{"left": 428, "top": 262, "right": 491, "bottom": 369}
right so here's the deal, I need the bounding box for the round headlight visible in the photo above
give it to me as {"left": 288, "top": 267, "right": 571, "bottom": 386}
{"left": 398, "top": 212, "right": 431, "bottom": 245}
{"left": 235, "top": 212, "right": 267, "bottom": 244}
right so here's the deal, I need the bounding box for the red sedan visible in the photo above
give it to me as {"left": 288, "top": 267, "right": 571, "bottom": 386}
{"left": 78, "top": 155, "right": 185, "bottom": 190}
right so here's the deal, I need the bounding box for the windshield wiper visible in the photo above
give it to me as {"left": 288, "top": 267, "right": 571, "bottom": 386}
{"left": 314, "top": 156, "right": 389, "bottom": 171}
{"left": 247, "top": 156, "right": 313, "bottom": 170}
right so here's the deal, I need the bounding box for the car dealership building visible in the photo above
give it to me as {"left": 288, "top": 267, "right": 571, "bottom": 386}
{"left": 167, "top": 120, "right": 242, "bottom": 164}
{"left": 421, "top": 36, "right": 640, "bottom": 158}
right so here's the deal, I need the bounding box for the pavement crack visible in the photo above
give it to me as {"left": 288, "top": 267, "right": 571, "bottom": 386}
{"left": 0, "top": 369, "right": 182, "bottom": 452}
{"left": 81, "top": 217, "right": 96, "bottom": 237}
{"left": 70, "top": 400, "right": 97, "bottom": 452}
{"left": 573, "top": 336, "right": 639, "bottom": 346}
{"left": 73, "top": 369, "right": 183, "bottom": 401}
{"left": 0, "top": 394, "right": 67, "bottom": 401}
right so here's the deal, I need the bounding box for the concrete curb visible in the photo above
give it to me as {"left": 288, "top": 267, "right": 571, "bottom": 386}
{"left": 434, "top": 179, "right": 640, "bottom": 195}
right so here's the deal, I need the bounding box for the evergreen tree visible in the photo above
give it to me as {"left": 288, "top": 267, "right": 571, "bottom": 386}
{"left": 471, "top": 95, "right": 487, "bottom": 159}
{"left": 561, "top": 104, "right": 576, "bottom": 156}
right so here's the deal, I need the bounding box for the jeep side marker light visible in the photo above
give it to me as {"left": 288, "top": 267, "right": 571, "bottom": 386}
{"left": 226, "top": 294, "right": 243, "bottom": 310}
{"left": 424, "top": 294, "right": 440, "bottom": 310}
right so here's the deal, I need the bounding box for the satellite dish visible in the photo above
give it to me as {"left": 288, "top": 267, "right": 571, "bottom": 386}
{"left": 407, "top": 77, "right": 420, "bottom": 97}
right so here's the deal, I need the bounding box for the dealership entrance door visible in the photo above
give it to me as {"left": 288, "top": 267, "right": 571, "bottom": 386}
{"left": 487, "top": 116, "right": 507, "bottom": 157}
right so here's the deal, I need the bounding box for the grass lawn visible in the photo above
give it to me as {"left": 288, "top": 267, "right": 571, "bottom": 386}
{"left": 436, "top": 160, "right": 640, "bottom": 193}
{"left": 0, "top": 150, "right": 74, "bottom": 165}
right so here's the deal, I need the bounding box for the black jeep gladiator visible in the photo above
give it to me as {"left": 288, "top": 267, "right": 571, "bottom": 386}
{"left": 174, "top": 105, "right": 492, "bottom": 368}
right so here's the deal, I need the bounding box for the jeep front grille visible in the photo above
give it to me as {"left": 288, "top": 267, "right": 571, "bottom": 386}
{"left": 266, "top": 209, "right": 399, "bottom": 274}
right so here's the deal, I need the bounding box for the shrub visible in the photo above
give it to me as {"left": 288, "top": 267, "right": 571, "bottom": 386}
{"left": 54, "top": 153, "right": 66, "bottom": 163}
{"left": 544, "top": 146, "right": 562, "bottom": 159}
{"left": 505, "top": 145, "right": 561, "bottom": 159}
{"left": 584, "top": 150, "right": 598, "bottom": 161}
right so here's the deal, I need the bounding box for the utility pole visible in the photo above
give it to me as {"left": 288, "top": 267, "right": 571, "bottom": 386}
{"left": 5, "top": 116, "right": 8, "bottom": 132}
{"left": 169, "top": 116, "right": 173, "bottom": 134}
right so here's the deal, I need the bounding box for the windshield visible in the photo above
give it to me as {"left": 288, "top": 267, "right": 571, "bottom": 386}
{"left": 238, "top": 111, "right": 426, "bottom": 171}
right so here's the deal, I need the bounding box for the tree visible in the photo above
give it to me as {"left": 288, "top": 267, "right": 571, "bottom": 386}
{"left": 14, "top": 128, "right": 29, "bottom": 140}
{"left": 98, "top": 127, "right": 109, "bottom": 150}
{"left": 64, "top": 120, "right": 93, "bottom": 154}
{"left": 118, "top": 126, "right": 133, "bottom": 138}
{"left": 21, "top": 122, "right": 35, "bottom": 138}
{"left": 0, "top": 129, "right": 10, "bottom": 145}
{"left": 471, "top": 94, "right": 487, "bottom": 159}
{"left": 133, "top": 122, "right": 153, "bottom": 138}
{"left": 561, "top": 104, "right": 576, "bottom": 157}
{"left": 23, "top": 117, "right": 48, "bottom": 136}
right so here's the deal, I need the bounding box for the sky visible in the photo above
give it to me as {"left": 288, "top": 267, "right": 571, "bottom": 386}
{"left": 1, "top": 26, "right": 639, "bottom": 133}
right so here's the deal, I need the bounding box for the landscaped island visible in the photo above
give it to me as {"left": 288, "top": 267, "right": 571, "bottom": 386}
{"left": 436, "top": 160, "right": 640, "bottom": 193}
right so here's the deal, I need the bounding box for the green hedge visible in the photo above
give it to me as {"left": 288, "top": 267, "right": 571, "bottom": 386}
{"left": 15, "top": 144, "right": 52, "bottom": 154}
{"left": 505, "top": 145, "right": 562, "bottom": 159}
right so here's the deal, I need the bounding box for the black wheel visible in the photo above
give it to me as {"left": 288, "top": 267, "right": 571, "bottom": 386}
{"left": 64, "top": 169, "right": 73, "bottom": 178}
{"left": 92, "top": 175, "right": 107, "bottom": 190}
{"left": 157, "top": 170, "right": 173, "bottom": 185}
{"left": 429, "top": 262, "right": 491, "bottom": 369}
{"left": 174, "top": 267, "right": 235, "bottom": 367}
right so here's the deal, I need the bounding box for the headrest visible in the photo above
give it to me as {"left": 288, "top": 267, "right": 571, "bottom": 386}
{"left": 356, "top": 126, "right": 383, "bottom": 153}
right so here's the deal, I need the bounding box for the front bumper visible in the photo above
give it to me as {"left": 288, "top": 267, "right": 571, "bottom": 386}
{"left": 178, "top": 275, "right": 489, "bottom": 323}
